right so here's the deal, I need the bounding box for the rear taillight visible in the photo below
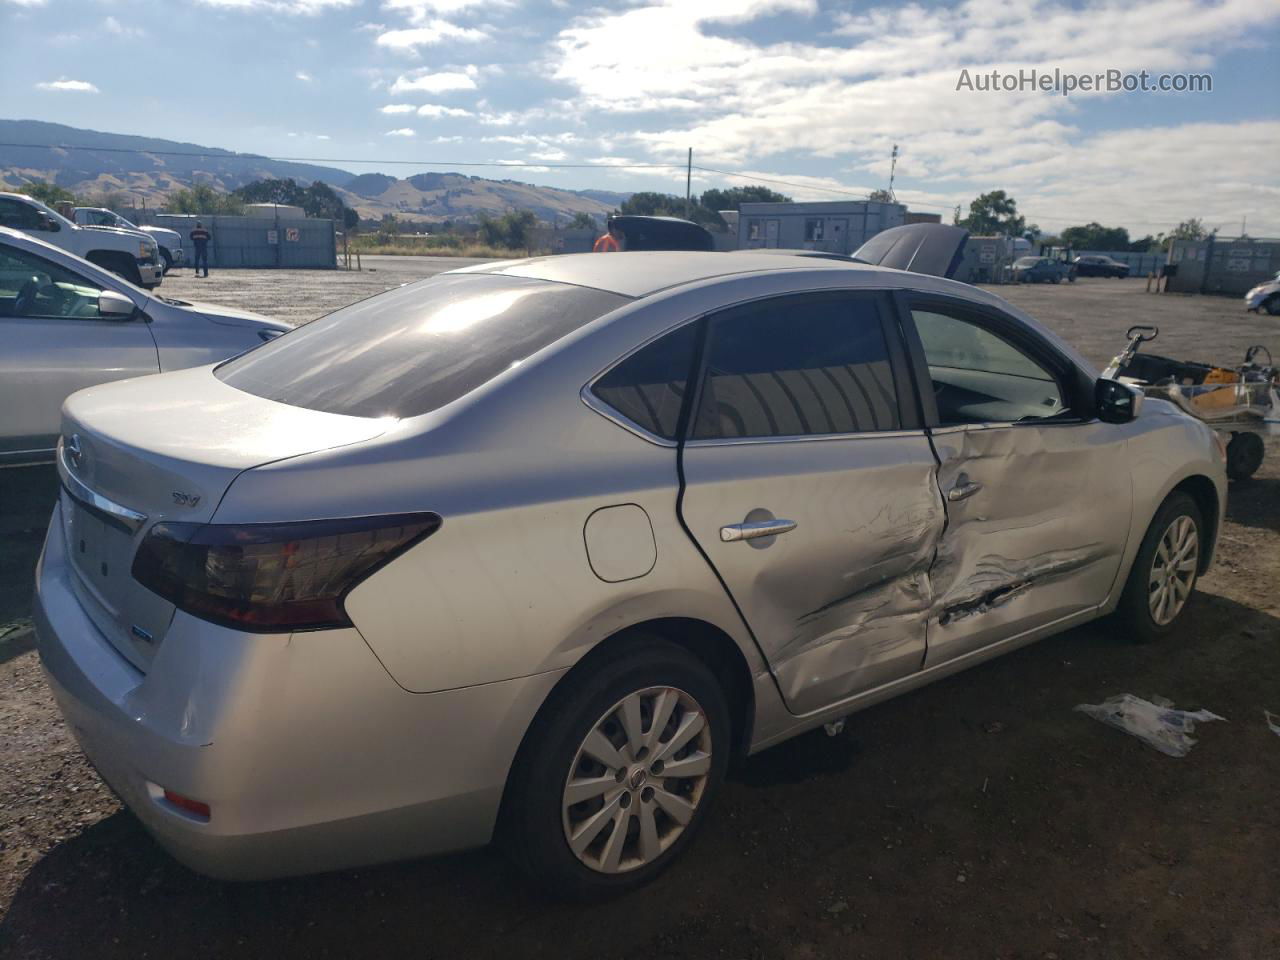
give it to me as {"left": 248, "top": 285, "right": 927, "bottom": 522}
{"left": 131, "top": 513, "right": 440, "bottom": 632}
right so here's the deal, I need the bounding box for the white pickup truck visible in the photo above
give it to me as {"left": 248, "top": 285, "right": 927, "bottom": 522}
{"left": 0, "top": 192, "right": 163, "bottom": 288}
{"left": 73, "top": 206, "right": 185, "bottom": 274}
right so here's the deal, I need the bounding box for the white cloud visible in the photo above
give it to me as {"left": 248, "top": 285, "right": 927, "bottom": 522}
{"left": 389, "top": 69, "right": 477, "bottom": 94}
{"left": 417, "top": 103, "right": 472, "bottom": 117}
{"left": 380, "top": 0, "right": 505, "bottom": 26}
{"left": 103, "top": 15, "right": 145, "bottom": 37}
{"left": 195, "top": 0, "right": 355, "bottom": 14}
{"left": 2, "top": 0, "right": 48, "bottom": 6}
{"left": 385, "top": 127, "right": 416, "bottom": 136}
{"left": 380, "top": 103, "right": 417, "bottom": 113}
{"left": 35, "top": 78, "right": 99, "bottom": 93}
{"left": 316, "top": 134, "right": 331, "bottom": 139}
{"left": 296, "top": 70, "right": 313, "bottom": 81}
{"left": 550, "top": 0, "right": 1280, "bottom": 234}
{"left": 376, "top": 20, "right": 487, "bottom": 50}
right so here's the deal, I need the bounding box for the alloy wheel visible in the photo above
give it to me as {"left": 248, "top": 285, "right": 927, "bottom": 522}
{"left": 561, "top": 686, "right": 712, "bottom": 874}
{"left": 1148, "top": 514, "right": 1198, "bottom": 626}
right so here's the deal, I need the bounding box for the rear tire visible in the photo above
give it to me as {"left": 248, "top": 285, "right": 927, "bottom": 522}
{"left": 501, "top": 638, "right": 730, "bottom": 900}
{"left": 1226, "top": 432, "right": 1265, "bottom": 480}
{"left": 160, "top": 249, "right": 173, "bottom": 274}
{"left": 1115, "top": 492, "right": 1203, "bottom": 643}
{"left": 1265, "top": 295, "right": 1280, "bottom": 317}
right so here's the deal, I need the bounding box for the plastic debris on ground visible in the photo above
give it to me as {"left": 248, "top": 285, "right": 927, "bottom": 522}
{"left": 1266, "top": 711, "right": 1280, "bottom": 737}
{"left": 1074, "top": 694, "right": 1226, "bottom": 757}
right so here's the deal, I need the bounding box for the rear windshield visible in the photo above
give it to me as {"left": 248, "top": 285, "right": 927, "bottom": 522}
{"left": 216, "top": 274, "right": 627, "bottom": 419}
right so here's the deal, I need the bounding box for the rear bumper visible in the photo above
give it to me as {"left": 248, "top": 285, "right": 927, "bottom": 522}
{"left": 33, "top": 501, "right": 562, "bottom": 880}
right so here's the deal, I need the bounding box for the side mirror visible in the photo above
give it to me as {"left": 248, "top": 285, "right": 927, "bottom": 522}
{"left": 41, "top": 215, "right": 61, "bottom": 232}
{"left": 98, "top": 290, "right": 136, "bottom": 319}
{"left": 1095, "top": 378, "right": 1143, "bottom": 424}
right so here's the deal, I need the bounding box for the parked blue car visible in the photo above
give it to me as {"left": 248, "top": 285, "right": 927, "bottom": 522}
{"left": 1013, "top": 256, "right": 1075, "bottom": 284}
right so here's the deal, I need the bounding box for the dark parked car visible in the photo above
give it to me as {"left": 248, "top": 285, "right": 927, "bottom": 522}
{"left": 1073, "top": 255, "right": 1130, "bottom": 278}
{"left": 612, "top": 216, "right": 715, "bottom": 251}
{"left": 1012, "top": 256, "right": 1074, "bottom": 284}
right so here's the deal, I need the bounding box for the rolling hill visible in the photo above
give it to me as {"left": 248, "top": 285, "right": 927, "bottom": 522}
{"left": 0, "top": 119, "right": 629, "bottom": 223}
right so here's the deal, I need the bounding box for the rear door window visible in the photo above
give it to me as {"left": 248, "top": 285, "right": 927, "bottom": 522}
{"left": 216, "top": 274, "right": 627, "bottom": 419}
{"left": 692, "top": 293, "right": 900, "bottom": 439}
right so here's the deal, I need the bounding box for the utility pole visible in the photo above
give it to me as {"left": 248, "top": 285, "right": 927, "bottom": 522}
{"left": 888, "top": 144, "right": 898, "bottom": 201}
{"left": 685, "top": 148, "right": 692, "bottom": 219}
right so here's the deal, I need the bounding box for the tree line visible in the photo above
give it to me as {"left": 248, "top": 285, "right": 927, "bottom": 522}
{"left": 14, "top": 178, "right": 1219, "bottom": 254}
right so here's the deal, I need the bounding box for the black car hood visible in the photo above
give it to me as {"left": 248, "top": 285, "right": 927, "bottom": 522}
{"left": 852, "top": 223, "right": 970, "bottom": 279}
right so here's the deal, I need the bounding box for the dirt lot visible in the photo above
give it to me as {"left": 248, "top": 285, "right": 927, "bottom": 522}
{"left": 2, "top": 272, "right": 1278, "bottom": 960}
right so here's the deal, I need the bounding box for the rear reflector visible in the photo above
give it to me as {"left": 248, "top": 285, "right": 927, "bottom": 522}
{"left": 162, "top": 790, "right": 211, "bottom": 820}
{"left": 131, "top": 512, "right": 441, "bottom": 632}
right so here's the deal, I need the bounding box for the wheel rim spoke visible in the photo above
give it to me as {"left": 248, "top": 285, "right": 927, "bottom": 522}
{"left": 564, "top": 775, "right": 619, "bottom": 806}
{"left": 654, "top": 710, "right": 706, "bottom": 763}
{"left": 598, "top": 808, "right": 630, "bottom": 873}
{"left": 651, "top": 785, "right": 696, "bottom": 825}
{"left": 643, "top": 690, "right": 677, "bottom": 753}
{"left": 570, "top": 794, "right": 624, "bottom": 856}
{"left": 619, "top": 693, "right": 645, "bottom": 758}
{"left": 637, "top": 800, "right": 661, "bottom": 862}
{"left": 657, "top": 751, "right": 711, "bottom": 779}
{"left": 582, "top": 728, "right": 626, "bottom": 770}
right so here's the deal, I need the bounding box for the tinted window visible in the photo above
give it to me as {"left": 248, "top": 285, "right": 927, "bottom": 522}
{"left": 0, "top": 198, "right": 48, "bottom": 231}
{"left": 912, "top": 308, "right": 1066, "bottom": 424}
{"left": 0, "top": 243, "right": 109, "bottom": 319}
{"left": 217, "top": 274, "right": 627, "bottom": 419}
{"left": 591, "top": 322, "right": 697, "bottom": 441}
{"left": 693, "top": 295, "right": 899, "bottom": 439}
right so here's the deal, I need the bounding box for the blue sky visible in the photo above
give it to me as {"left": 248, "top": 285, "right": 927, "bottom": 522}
{"left": 3, "top": 0, "right": 1278, "bottom": 235}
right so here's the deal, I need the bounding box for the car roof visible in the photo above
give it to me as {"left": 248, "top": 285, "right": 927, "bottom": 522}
{"left": 451, "top": 250, "right": 903, "bottom": 299}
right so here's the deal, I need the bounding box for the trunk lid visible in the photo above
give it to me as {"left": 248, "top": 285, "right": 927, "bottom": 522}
{"left": 57, "top": 366, "right": 392, "bottom": 670}
{"left": 852, "top": 223, "right": 970, "bottom": 279}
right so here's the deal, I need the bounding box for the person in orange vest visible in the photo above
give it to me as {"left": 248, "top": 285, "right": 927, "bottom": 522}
{"left": 593, "top": 219, "right": 624, "bottom": 252}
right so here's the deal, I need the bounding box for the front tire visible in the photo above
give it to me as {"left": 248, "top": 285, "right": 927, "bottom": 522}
{"left": 160, "top": 248, "right": 173, "bottom": 274}
{"left": 1115, "top": 492, "right": 1203, "bottom": 643}
{"left": 502, "top": 638, "right": 730, "bottom": 900}
{"left": 1265, "top": 295, "right": 1280, "bottom": 317}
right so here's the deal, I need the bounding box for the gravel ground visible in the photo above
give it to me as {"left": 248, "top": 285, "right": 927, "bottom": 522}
{"left": 1, "top": 270, "right": 1278, "bottom": 960}
{"left": 158, "top": 255, "right": 495, "bottom": 326}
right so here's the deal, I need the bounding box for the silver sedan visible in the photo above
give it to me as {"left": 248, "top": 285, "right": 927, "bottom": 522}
{"left": 0, "top": 226, "right": 289, "bottom": 466}
{"left": 33, "top": 226, "right": 1226, "bottom": 898}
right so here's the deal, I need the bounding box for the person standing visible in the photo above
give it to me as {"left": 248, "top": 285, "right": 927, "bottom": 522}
{"left": 593, "top": 219, "right": 624, "bottom": 253}
{"left": 190, "top": 221, "right": 211, "bottom": 277}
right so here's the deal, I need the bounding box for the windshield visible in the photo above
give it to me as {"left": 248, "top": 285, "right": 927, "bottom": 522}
{"left": 1014, "top": 257, "right": 1041, "bottom": 267}
{"left": 216, "top": 273, "right": 628, "bottom": 419}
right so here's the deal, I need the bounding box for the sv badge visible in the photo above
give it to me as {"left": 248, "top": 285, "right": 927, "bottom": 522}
{"left": 172, "top": 491, "right": 202, "bottom": 508}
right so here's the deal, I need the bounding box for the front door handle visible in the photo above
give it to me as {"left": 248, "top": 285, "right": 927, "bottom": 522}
{"left": 947, "top": 477, "right": 984, "bottom": 502}
{"left": 720, "top": 519, "right": 798, "bottom": 542}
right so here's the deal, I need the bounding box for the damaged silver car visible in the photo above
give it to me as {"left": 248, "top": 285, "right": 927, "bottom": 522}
{"left": 34, "top": 225, "right": 1227, "bottom": 898}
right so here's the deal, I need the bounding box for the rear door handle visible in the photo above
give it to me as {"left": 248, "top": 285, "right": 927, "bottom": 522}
{"left": 947, "top": 478, "right": 983, "bottom": 502}
{"left": 720, "top": 519, "right": 797, "bottom": 542}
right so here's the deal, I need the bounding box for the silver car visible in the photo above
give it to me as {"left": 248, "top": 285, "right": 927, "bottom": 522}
{"left": 0, "top": 226, "right": 290, "bottom": 466}
{"left": 33, "top": 226, "right": 1226, "bottom": 898}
